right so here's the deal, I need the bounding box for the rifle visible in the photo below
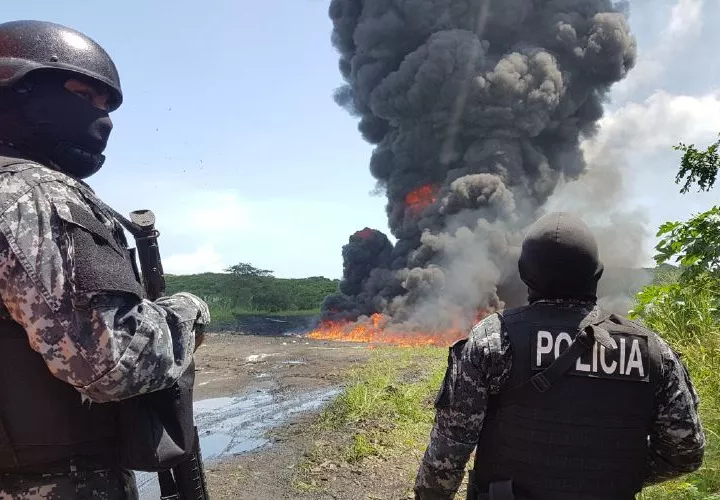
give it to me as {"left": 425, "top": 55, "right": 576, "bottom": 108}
{"left": 129, "top": 209, "right": 210, "bottom": 500}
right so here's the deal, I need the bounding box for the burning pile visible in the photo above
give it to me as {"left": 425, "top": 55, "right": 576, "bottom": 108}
{"left": 311, "top": 0, "right": 637, "bottom": 346}
{"left": 308, "top": 310, "right": 493, "bottom": 347}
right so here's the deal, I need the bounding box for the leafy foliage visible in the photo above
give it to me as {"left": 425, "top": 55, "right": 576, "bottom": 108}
{"left": 629, "top": 275, "right": 720, "bottom": 346}
{"left": 674, "top": 134, "right": 720, "bottom": 194}
{"left": 655, "top": 207, "right": 720, "bottom": 281}
{"left": 224, "top": 262, "right": 274, "bottom": 277}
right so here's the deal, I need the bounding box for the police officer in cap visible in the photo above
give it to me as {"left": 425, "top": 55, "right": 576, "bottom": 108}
{"left": 0, "top": 20, "right": 210, "bottom": 498}
{"left": 415, "top": 211, "right": 705, "bottom": 499}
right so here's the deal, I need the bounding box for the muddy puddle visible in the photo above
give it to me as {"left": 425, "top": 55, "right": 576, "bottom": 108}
{"left": 135, "top": 387, "right": 339, "bottom": 498}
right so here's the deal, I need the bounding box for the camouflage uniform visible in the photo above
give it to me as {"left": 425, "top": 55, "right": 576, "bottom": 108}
{"left": 0, "top": 469, "right": 137, "bottom": 500}
{"left": 0, "top": 161, "right": 210, "bottom": 498}
{"left": 414, "top": 300, "right": 705, "bottom": 499}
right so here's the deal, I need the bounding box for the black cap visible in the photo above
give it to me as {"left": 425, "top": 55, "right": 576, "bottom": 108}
{"left": 0, "top": 20, "right": 122, "bottom": 110}
{"left": 518, "top": 212, "right": 604, "bottom": 301}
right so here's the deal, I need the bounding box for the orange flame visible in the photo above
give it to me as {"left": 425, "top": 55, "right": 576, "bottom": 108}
{"left": 307, "top": 310, "right": 492, "bottom": 347}
{"left": 405, "top": 185, "right": 438, "bottom": 215}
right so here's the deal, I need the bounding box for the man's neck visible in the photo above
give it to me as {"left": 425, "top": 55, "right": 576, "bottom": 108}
{"left": 0, "top": 141, "right": 91, "bottom": 189}
{"left": 0, "top": 140, "right": 48, "bottom": 166}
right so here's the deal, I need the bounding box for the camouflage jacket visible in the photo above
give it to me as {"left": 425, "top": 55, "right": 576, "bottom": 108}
{"left": 0, "top": 468, "right": 137, "bottom": 500}
{"left": 414, "top": 303, "right": 705, "bottom": 499}
{"left": 0, "top": 160, "right": 209, "bottom": 403}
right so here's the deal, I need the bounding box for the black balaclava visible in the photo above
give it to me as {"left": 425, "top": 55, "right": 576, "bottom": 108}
{"left": 518, "top": 212, "right": 604, "bottom": 303}
{"left": 0, "top": 74, "right": 113, "bottom": 179}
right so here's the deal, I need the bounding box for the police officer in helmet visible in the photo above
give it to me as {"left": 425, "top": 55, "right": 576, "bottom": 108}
{"left": 415, "top": 212, "right": 705, "bottom": 499}
{"left": 0, "top": 20, "right": 209, "bottom": 498}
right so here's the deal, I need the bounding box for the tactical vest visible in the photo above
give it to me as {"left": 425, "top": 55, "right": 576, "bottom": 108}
{"left": 473, "top": 303, "right": 661, "bottom": 500}
{"left": 0, "top": 157, "right": 144, "bottom": 473}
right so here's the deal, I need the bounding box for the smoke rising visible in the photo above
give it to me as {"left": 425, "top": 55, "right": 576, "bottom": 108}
{"left": 323, "top": 0, "right": 640, "bottom": 331}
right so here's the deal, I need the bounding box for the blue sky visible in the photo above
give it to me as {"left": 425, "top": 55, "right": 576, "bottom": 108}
{"left": 4, "top": 0, "right": 719, "bottom": 278}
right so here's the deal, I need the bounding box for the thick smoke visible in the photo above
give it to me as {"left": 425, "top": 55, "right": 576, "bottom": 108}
{"left": 544, "top": 95, "right": 654, "bottom": 313}
{"left": 323, "top": 0, "right": 638, "bottom": 331}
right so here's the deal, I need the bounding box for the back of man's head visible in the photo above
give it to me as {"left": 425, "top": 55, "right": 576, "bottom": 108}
{"left": 518, "top": 211, "right": 604, "bottom": 303}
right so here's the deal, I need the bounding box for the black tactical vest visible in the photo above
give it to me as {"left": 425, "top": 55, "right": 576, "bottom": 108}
{"left": 0, "top": 157, "right": 144, "bottom": 473}
{"left": 473, "top": 303, "right": 661, "bottom": 500}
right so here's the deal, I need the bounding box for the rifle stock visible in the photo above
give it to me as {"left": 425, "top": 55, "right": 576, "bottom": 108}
{"left": 129, "top": 209, "right": 210, "bottom": 500}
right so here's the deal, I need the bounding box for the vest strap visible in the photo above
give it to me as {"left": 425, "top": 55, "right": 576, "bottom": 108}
{"left": 489, "top": 480, "right": 514, "bottom": 500}
{"left": 0, "top": 419, "right": 18, "bottom": 468}
{"left": 158, "top": 469, "right": 179, "bottom": 499}
{"left": 0, "top": 320, "right": 20, "bottom": 464}
{"left": 72, "top": 184, "right": 146, "bottom": 239}
{"left": 501, "top": 310, "right": 612, "bottom": 401}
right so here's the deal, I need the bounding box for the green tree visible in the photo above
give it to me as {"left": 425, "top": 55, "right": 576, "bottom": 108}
{"left": 674, "top": 133, "right": 720, "bottom": 194}
{"left": 647, "top": 133, "right": 720, "bottom": 282}
{"left": 654, "top": 206, "right": 720, "bottom": 281}
{"left": 224, "top": 262, "right": 274, "bottom": 277}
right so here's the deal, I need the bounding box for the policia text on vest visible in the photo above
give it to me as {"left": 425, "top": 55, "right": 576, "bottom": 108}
{"left": 532, "top": 330, "right": 649, "bottom": 382}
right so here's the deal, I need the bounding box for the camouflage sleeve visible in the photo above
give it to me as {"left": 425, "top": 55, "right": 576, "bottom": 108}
{"left": 644, "top": 336, "right": 705, "bottom": 485}
{"left": 414, "top": 314, "right": 511, "bottom": 499}
{"left": 0, "top": 177, "right": 209, "bottom": 403}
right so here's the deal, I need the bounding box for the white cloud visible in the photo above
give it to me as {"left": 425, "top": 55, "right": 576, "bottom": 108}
{"left": 613, "top": 0, "right": 705, "bottom": 99}
{"left": 189, "top": 192, "right": 253, "bottom": 233}
{"left": 157, "top": 190, "right": 253, "bottom": 237}
{"left": 588, "top": 90, "right": 720, "bottom": 157}
{"left": 163, "top": 245, "right": 226, "bottom": 275}
{"left": 666, "top": 0, "right": 705, "bottom": 37}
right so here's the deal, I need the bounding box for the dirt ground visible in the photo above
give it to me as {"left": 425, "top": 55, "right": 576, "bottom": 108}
{"left": 193, "top": 332, "right": 369, "bottom": 402}
{"left": 192, "top": 332, "right": 426, "bottom": 500}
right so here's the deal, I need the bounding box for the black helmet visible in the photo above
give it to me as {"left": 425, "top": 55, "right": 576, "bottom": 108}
{"left": 0, "top": 20, "right": 122, "bottom": 110}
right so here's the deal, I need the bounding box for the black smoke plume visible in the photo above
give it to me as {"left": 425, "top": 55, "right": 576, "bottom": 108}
{"left": 323, "top": 0, "right": 638, "bottom": 331}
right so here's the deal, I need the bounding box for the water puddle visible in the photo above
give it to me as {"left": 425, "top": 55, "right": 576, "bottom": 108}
{"left": 135, "top": 387, "right": 338, "bottom": 498}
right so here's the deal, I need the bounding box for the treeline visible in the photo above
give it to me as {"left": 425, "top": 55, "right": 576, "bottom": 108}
{"left": 163, "top": 261, "right": 673, "bottom": 322}
{"left": 165, "top": 262, "right": 339, "bottom": 321}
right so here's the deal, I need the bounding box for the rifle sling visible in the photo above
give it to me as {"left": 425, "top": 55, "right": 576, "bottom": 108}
{"left": 74, "top": 184, "right": 145, "bottom": 238}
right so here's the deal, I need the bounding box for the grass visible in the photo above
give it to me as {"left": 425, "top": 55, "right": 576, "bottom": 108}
{"left": 293, "top": 346, "right": 447, "bottom": 492}
{"left": 632, "top": 278, "right": 720, "bottom": 499}
{"left": 638, "top": 337, "right": 719, "bottom": 499}
{"left": 316, "top": 346, "right": 446, "bottom": 462}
